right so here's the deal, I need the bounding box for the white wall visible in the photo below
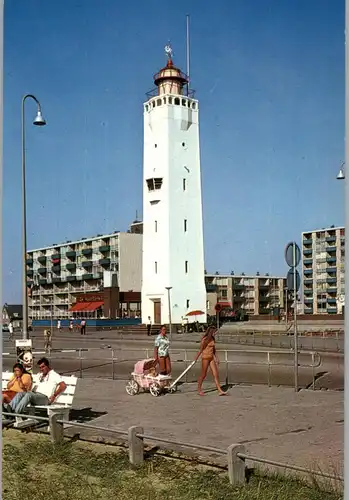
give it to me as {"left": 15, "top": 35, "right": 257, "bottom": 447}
{"left": 118, "top": 232, "right": 142, "bottom": 292}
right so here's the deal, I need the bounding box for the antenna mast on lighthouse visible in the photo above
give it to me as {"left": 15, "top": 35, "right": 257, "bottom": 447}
{"left": 186, "top": 14, "right": 190, "bottom": 96}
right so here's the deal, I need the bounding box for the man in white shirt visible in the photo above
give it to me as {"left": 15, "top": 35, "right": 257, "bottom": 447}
{"left": 10, "top": 357, "right": 67, "bottom": 414}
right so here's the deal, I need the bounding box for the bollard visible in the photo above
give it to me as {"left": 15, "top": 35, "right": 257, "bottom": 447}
{"left": 49, "top": 412, "right": 64, "bottom": 444}
{"left": 227, "top": 444, "right": 246, "bottom": 485}
{"left": 128, "top": 426, "right": 144, "bottom": 466}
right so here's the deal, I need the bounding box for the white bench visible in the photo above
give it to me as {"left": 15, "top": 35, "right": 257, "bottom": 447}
{"left": 2, "top": 372, "right": 78, "bottom": 428}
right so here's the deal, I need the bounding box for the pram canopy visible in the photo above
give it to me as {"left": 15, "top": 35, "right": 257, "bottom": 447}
{"left": 133, "top": 358, "right": 155, "bottom": 375}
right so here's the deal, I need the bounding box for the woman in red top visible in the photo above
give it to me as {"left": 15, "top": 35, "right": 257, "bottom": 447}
{"left": 195, "top": 326, "right": 227, "bottom": 396}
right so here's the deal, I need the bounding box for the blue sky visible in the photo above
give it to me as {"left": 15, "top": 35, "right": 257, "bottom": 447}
{"left": 3, "top": 0, "right": 344, "bottom": 302}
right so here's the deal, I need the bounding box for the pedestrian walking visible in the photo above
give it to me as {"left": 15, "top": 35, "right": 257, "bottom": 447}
{"left": 8, "top": 321, "right": 14, "bottom": 341}
{"left": 57, "top": 319, "right": 62, "bottom": 332}
{"left": 147, "top": 316, "right": 152, "bottom": 336}
{"left": 44, "top": 329, "right": 52, "bottom": 353}
{"left": 80, "top": 319, "right": 86, "bottom": 335}
{"left": 195, "top": 326, "right": 227, "bottom": 396}
{"left": 69, "top": 320, "right": 74, "bottom": 332}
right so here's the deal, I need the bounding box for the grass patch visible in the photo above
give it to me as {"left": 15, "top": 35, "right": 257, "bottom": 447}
{"left": 2, "top": 430, "right": 342, "bottom": 500}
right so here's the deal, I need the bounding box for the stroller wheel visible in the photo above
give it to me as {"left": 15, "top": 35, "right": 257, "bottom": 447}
{"left": 149, "top": 382, "right": 161, "bottom": 397}
{"left": 126, "top": 379, "right": 139, "bottom": 396}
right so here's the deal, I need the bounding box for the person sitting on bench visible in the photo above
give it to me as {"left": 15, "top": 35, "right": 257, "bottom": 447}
{"left": 8, "top": 357, "right": 67, "bottom": 414}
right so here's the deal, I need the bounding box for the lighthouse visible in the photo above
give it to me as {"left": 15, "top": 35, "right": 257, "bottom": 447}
{"left": 141, "top": 46, "right": 207, "bottom": 326}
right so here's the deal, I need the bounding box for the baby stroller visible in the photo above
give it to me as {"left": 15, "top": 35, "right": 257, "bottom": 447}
{"left": 125, "top": 358, "right": 196, "bottom": 397}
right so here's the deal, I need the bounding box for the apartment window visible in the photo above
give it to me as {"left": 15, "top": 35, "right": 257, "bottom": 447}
{"left": 155, "top": 220, "right": 158, "bottom": 232}
{"left": 185, "top": 260, "right": 188, "bottom": 273}
{"left": 155, "top": 261, "right": 158, "bottom": 274}
{"left": 182, "top": 142, "right": 186, "bottom": 147}
{"left": 183, "top": 178, "right": 186, "bottom": 191}
{"left": 184, "top": 219, "right": 187, "bottom": 232}
{"left": 186, "top": 299, "right": 190, "bottom": 309}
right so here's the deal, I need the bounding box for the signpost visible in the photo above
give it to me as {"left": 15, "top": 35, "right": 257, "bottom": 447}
{"left": 284, "top": 241, "right": 301, "bottom": 392}
{"left": 215, "top": 303, "right": 222, "bottom": 329}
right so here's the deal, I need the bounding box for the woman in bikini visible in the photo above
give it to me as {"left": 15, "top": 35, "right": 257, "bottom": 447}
{"left": 195, "top": 326, "right": 227, "bottom": 396}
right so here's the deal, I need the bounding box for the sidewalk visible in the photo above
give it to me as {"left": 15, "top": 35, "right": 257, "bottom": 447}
{"left": 69, "top": 378, "right": 343, "bottom": 476}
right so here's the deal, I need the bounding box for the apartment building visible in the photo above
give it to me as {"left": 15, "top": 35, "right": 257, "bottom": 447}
{"left": 205, "top": 274, "right": 286, "bottom": 316}
{"left": 27, "top": 230, "right": 142, "bottom": 320}
{"left": 302, "top": 226, "right": 345, "bottom": 314}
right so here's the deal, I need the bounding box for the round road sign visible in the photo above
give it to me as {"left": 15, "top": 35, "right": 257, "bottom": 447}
{"left": 286, "top": 268, "right": 301, "bottom": 292}
{"left": 285, "top": 241, "right": 301, "bottom": 268}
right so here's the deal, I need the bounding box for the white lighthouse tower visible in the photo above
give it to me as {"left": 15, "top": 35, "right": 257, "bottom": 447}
{"left": 141, "top": 46, "right": 207, "bottom": 327}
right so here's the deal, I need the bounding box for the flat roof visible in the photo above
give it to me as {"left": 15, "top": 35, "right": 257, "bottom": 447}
{"left": 28, "top": 231, "right": 142, "bottom": 254}
{"left": 302, "top": 226, "right": 344, "bottom": 235}
{"left": 205, "top": 274, "right": 286, "bottom": 279}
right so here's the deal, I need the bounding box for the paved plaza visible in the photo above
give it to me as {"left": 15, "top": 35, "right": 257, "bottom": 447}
{"left": 68, "top": 378, "right": 343, "bottom": 476}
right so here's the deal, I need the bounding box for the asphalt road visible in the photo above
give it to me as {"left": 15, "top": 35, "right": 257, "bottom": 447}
{"left": 3, "top": 332, "right": 343, "bottom": 390}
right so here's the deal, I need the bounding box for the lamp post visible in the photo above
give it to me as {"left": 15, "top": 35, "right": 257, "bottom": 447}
{"left": 22, "top": 95, "right": 46, "bottom": 340}
{"left": 165, "top": 286, "right": 173, "bottom": 340}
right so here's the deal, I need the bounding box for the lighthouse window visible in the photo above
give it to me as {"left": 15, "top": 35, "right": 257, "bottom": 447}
{"left": 174, "top": 97, "right": 180, "bottom": 105}
{"left": 152, "top": 101, "right": 155, "bottom": 108}
{"left": 182, "top": 142, "right": 186, "bottom": 147}
{"left": 146, "top": 178, "right": 163, "bottom": 191}
{"left": 168, "top": 97, "right": 173, "bottom": 104}
{"left": 184, "top": 219, "right": 187, "bottom": 232}
{"left": 155, "top": 220, "right": 158, "bottom": 232}
{"left": 182, "top": 99, "right": 186, "bottom": 106}
{"left": 192, "top": 102, "right": 196, "bottom": 110}
{"left": 155, "top": 261, "right": 158, "bottom": 274}
{"left": 163, "top": 97, "right": 167, "bottom": 104}
{"left": 154, "top": 144, "right": 157, "bottom": 148}
{"left": 185, "top": 260, "right": 188, "bottom": 273}
{"left": 183, "top": 178, "right": 186, "bottom": 191}
{"left": 157, "top": 99, "right": 162, "bottom": 106}
{"left": 186, "top": 299, "right": 190, "bottom": 309}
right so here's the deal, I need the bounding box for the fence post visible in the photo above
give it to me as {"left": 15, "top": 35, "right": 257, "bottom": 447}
{"left": 225, "top": 350, "right": 228, "bottom": 386}
{"left": 227, "top": 444, "right": 246, "bottom": 485}
{"left": 49, "top": 412, "right": 64, "bottom": 444}
{"left": 111, "top": 349, "right": 115, "bottom": 380}
{"left": 79, "top": 349, "right": 83, "bottom": 378}
{"left": 128, "top": 426, "right": 144, "bottom": 466}
{"left": 267, "top": 352, "right": 271, "bottom": 387}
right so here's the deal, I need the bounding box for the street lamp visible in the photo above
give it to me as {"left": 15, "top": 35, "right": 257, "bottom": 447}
{"left": 165, "top": 286, "right": 173, "bottom": 340}
{"left": 22, "top": 94, "right": 46, "bottom": 340}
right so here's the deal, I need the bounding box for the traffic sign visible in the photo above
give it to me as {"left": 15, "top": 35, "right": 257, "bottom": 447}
{"left": 286, "top": 268, "right": 301, "bottom": 292}
{"left": 215, "top": 303, "right": 222, "bottom": 312}
{"left": 285, "top": 242, "right": 301, "bottom": 268}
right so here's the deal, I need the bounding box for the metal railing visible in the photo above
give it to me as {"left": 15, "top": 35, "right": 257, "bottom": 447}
{"left": 3, "top": 411, "right": 343, "bottom": 486}
{"left": 3, "top": 347, "right": 323, "bottom": 389}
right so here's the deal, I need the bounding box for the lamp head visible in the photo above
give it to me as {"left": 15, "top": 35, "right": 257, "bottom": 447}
{"left": 33, "top": 110, "right": 46, "bottom": 126}
{"left": 337, "top": 168, "right": 345, "bottom": 180}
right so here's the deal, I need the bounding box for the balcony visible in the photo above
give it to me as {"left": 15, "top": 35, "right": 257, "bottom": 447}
{"left": 93, "top": 272, "right": 104, "bottom": 279}
{"left": 233, "top": 295, "right": 244, "bottom": 301}
{"left": 327, "top": 307, "right": 338, "bottom": 314}
{"left": 303, "top": 269, "right": 313, "bottom": 275}
{"left": 99, "top": 258, "right": 111, "bottom": 266}
{"left": 82, "top": 261, "right": 93, "bottom": 268}
{"left": 26, "top": 258, "right": 33, "bottom": 265}
{"left": 304, "top": 278, "right": 313, "bottom": 284}
{"left": 82, "top": 248, "right": 93, "bottom": 256}
{"left": 303, "top": 289, "right": 313, "bottom": 295}
{"left": 326, "top": 257, "right": 336, "bottom": 264}
{"left": 326, "top": 246, "right": 336, "bottom": 253}
{"left": 326, "top": 267, "right": 336, "bottom": 273}
{"left": 259, "top": 308, "right": 271, "bottom": 314}
{"left": 259, "top": 284, "right": 270, "bottom": 290}
{"left": 82, "top": 273, "right": 94, "bottom": 280}
{"left": 259, "top": 296, "right": 270, "bottom": 302}
{"left": 304, "top": 298, "right": 313, "bottom": 304}
{"left": 325, "top": 236, "right": 336, "bottom": 243}
{"left": 232, "top": 283, "right": 244, "bottom": 289}
{"left": 26, "top": 269, "right": 34, "bottom": 276}
{"left": 326, "top": 278, "right": 337, "bottom": 284}
{"left": 52, "top": 265, "right": 61, "bottom": 273}
{"left": 66, "top": 275, "right": 76, "bottom": 282}
{"left": 206, "top": 284, "right": 217, "bottom": 292}
{"left": 327, "top": 286, "right": 337, "bottom": 293}
{"left": 52, "top": 253, "right": 60, "bottom": 260}
{"left": 303, "top": 238, "right": 312, "bottom": 244}
{"left": 99, "top": 245, "right": 110, "bottom": 253}
{"left": 38, "top": 256, "right": 47, "bottom": 264}
{"left": 52, "top": 277, "right": 61, "bottom": 283}
{"left": 303, "top": 259, "right": 313, "bottom": 265}
{"left": 66, "top": 263, "right": 76, "bottom": 270}
{"left": 327, "top": 298, "right": 337, "bottom": 304}
{"left": 66, "top": 251, "right": 76, "bottom": 258}
{"left": 38, "top": 279, "right": 47, "bottom": 284}
{"left": 304, "top": 307, "right": 313, "bottom": 314}
{"left": 38, "top": 268, "right": 47, "bottom": 274}
{"left": 303, "top": 249, "right": 312, "bottom": 256}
